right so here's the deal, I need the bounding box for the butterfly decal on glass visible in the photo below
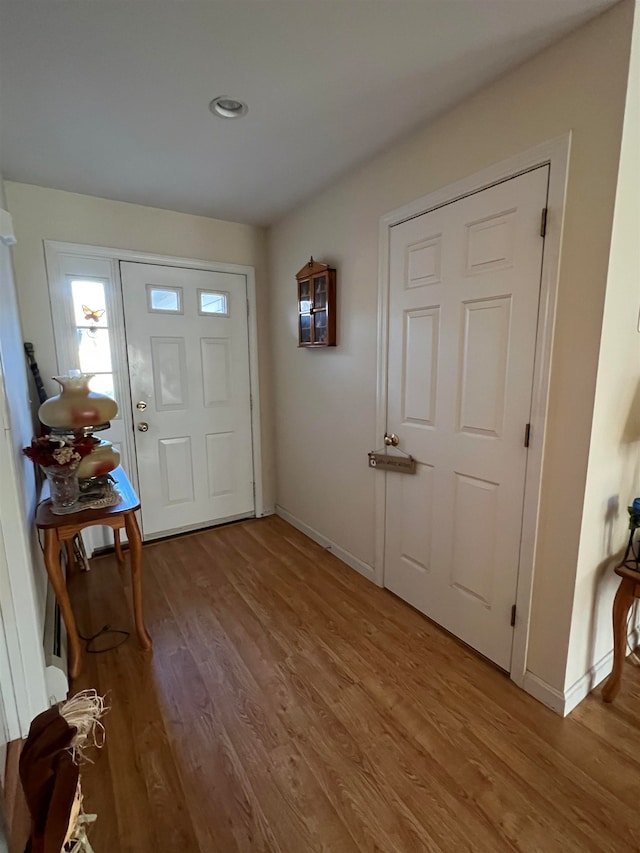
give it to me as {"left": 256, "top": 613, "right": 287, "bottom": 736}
{"left": 82, "top": 305, "right": 105, "bottom": 323}
{"left": 82, "top": 305, "right": 105, "bottom": 339}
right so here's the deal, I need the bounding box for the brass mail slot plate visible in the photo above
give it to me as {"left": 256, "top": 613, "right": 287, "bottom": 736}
{"left": 368, "top": 452, "right": 416, "bottom": 474}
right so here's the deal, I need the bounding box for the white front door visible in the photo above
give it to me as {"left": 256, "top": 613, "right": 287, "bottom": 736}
{"left": 121, "top": 262, "right": 255, "bottom": 538}
{"left": 384, "top": 166, "right": 548, "bottom": 669}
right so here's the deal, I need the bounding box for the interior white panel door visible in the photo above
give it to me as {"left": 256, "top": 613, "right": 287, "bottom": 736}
{"left": 121, "top": 262, "right": 254, "bottom": 538}
{"left": 384, "top": 167, "right": 549, "bottom": 670}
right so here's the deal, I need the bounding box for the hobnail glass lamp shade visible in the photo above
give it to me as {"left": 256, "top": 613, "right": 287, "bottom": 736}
{"left": 76, "top": 440, "right": 121, "bottom": 479}
{"left": 38, "top": 375, "right": 118, "bottom": 429}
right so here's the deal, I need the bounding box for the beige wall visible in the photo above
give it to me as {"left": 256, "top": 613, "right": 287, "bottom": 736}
{"left": 567, "top": 2, "right": 640, "bottom": 692}
{"left": 5, "top": 183, "right": 275, "bottom": 511}
{"left": 268, "top": 1, "right": 634, "bottom": 694}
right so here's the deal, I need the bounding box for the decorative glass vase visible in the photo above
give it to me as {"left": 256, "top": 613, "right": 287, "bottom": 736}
{"left": 41, "top": 465, "right": 80, "bottom": 513}
{"left": 38, "top": 374, "right": 118, "bottom": 430}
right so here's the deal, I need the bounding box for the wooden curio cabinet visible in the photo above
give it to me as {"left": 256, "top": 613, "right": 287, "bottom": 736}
{"left": 296, "top": 257, "right": 336, "bottom": 348}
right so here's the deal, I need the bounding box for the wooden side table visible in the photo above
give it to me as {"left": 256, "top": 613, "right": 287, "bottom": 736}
{"left": 602, "top": 565, "right": 640, "bottom": 702}
{"left": 35, "top": 466, "right": 152, "bottom": 679}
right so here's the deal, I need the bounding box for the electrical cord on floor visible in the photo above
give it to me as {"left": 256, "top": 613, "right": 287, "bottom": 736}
{"left": 78, "top": 624, "right": 130, "bottom": 654}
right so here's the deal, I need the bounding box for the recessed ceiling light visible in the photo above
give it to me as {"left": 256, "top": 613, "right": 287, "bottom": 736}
{"left": 209, "top": 96, "right": 248, "bottom": 119}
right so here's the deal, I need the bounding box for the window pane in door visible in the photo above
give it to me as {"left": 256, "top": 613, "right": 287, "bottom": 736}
{"left": 147, "top": 285, "right": 182, "bottom": 313}
{"left": 198, "top": 290, "right": 229, "bottom": 316}
{"left": 71, "top": 279, "right": 108, "bottom": 327}
{"left": 77, "top": 328, "right": 112, "bottom": 373}
{"left": 89, "top": 372, "right": 115, "bottom": 400}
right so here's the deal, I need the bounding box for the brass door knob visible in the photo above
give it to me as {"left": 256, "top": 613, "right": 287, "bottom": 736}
{"left": 384, "top": 432, "right": 400, "bottom": 447}
{"left": 138, "top": 422, "right": 149, "bottom": 432}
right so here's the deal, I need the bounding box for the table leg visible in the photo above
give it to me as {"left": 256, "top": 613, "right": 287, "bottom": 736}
{"left": 64, "top": 540, "right": 75, "bottom": 575}
{"left": 602, "top": 577, "right": 636, "bottom": 702}
{"left": 113, "top": 528, "right": 125, "bottom": 566}
{"left": 43, "top": 531, "right": 83, "bottom": 679}
{"left": 123, "top": 511, "right": 152, "bottom": 651}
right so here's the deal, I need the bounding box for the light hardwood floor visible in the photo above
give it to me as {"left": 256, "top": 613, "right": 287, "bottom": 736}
{"left": 69, "top": 516, "right": 640, "bottom": 852}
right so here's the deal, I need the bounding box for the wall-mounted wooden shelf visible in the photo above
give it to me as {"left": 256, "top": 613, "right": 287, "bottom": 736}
{"left": 296, "top": 257, "right": 336, "bottom": 348}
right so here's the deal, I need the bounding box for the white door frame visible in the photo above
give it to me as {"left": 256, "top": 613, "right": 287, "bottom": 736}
{"left": 0, "top": 382, "right": 49, "bottom": 739}
{"left": 44, "top": 241, "right": 266, "bottom": 526}
{"left": 375, "top": 134, "right": 571, "bottom": 685}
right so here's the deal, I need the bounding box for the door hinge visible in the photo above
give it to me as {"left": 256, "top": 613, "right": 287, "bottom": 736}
{"left": 540, "top": 207, "right": 548, "bottom": 238}
{"left": 524, "top": 423, "right": 531, "bottom": 448}
{"left": 510, "top": 604, "right": 517, "bottom": 627}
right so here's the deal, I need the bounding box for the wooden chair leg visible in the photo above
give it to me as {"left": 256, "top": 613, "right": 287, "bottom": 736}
{"left": 73, "top": 534, "right": 90, "bottom": 572}
{"left": 114, "top": 528, "right": 125, "bottom": 567}
{"left": 64, "top": 540, "right": 75, "bottom": 576}
{"left": 44, "top": 531, "right": 83, "bottom": 679}
{"left": 123, "top": 512, "right": 152, "bottom": 651}
{"left": 602, "top": 577, "right": 636, "bottom": 702}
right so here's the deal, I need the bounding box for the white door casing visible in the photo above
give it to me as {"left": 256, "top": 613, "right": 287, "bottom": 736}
{"left": 384, "top": 166, "right": 549, "bottom": 670}
{"left": 45, "top": 242, "right": 265, "bottom": 550}
{"left": 46, "top": 255, "right": 133, "bottom": 473}
{"left": 47, "top": 252, "right": 136, "bottom": 553}
{"left": 121, "top": 262, "right": 255, "bottom": 538}
{"left": 376, "top": 137, "right": 571, "bottom": 686}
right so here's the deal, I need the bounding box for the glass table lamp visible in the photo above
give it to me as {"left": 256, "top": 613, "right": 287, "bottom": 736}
{"left": 38, "top": 373, "right": 121, "bottom": 477}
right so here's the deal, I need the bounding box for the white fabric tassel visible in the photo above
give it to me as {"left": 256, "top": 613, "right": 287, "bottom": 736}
{"left": 64, "top": 809, "right": 97, "bottom": 853}
{"left": 58, "top": 689, "right": 109, "bottom": 764}
{"left": 57, "top": 690, "right": 108, "bottom": 852}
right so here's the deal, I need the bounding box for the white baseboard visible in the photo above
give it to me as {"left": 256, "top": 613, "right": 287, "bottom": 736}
{"left": 562, "top": 625, "right": 640, "bottom": 715}
{"left": 562, "top": 651, "right": 612, "bottom": 716}
{"left": 275, "top": 505, "right": 376, "bottom": 583}
{"left": 524, "top": 626, "right": 640, "bottom": 716}
{"left": 522, "top": 672, "right": 566, "bottom": 715}
{"left": 275, "top": 509, "right": 638, "bottom": 718}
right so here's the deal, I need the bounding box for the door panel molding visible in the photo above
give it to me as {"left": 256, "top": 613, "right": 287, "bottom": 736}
{"left": 376, "top": 133, "right": 571, "bottom": 686}
{"left": 121, "top": 261, "right": 255, "bottom": 536}
{"left": 44, "top": 242, "right": 265, "bottom": 533}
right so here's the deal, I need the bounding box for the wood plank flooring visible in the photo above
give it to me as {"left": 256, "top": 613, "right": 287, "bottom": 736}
{"left": 68, "top": 516, "right": 640, "bottom": 852}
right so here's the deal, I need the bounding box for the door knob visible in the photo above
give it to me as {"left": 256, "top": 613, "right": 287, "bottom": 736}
{"left": 136, "top": 401, "right": 147, "bottom": 410}
{"left": 138, "top": 422, "right": 149, "bottom": 432}
{"left": 384, "top": 432, "right": 399, "bottom": 447}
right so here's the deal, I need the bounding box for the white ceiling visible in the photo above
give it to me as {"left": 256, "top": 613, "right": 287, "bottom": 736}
{"left": 0, "top": 1, "right": 618, "bottom": 226}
